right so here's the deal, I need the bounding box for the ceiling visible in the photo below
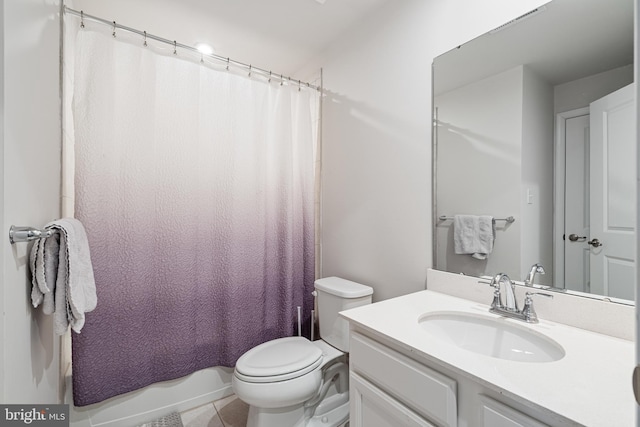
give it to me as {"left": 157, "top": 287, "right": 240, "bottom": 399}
{"left": 69, "top": 0, "right": 633, "bottom": 91}
{"left": 69, "top": 0, "right": 392, "bottom": 76}
{"left": 434, "top": 0, "right": 634, "bottom": 95}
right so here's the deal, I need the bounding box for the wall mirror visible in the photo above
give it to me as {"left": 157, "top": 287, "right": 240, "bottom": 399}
{"left": 433, "top": 0, "right": 635, "bottom": 303}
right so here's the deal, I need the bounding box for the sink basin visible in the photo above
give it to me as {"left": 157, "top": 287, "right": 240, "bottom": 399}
{"left": 419, "top": 311, "right": 565, "bottom": 363}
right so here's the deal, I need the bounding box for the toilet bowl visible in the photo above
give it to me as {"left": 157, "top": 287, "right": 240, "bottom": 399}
{"left": 232, "top": 277, "right": 373, "bottom": 427}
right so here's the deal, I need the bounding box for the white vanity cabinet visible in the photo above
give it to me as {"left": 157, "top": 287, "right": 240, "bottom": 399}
{"left": 478, "top": 396, "right": 549, "bottom": 427}
{"left": 342, "top": 289, "right": 635, "bottom": 426}
{"left": 349, "top": 332, "right": 457, "bottom": 427}
{"left": 350, "top": 373, "right": 436, "bottom": 427}
{"left": 349, "top": 330, "right": 566, "bottom": 427}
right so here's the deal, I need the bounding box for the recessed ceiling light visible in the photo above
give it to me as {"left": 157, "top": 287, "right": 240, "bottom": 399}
{"left": 314, "top": 0, "right": 327, "bottom": 4}
{"left": 195, "top": 43, "right": 214, "bottom": 56}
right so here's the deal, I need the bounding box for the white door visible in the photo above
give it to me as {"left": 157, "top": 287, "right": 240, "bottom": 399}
{"left": 589, "top": 83, "right": 636, "bottom": 300}
{"left": 562, "top": 112, "right": 591, "bottom": 292}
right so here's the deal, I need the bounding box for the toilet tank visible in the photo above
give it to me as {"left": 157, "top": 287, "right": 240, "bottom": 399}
{"left": 315, "top": 277, "right": 373, "bottom": 352}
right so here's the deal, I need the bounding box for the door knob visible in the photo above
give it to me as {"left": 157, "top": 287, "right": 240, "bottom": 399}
{"left": 587, "top": 238, "right": 603, "bottom": 248}
{"left": 568, "top": 234, "right": 586, "bottom": 242}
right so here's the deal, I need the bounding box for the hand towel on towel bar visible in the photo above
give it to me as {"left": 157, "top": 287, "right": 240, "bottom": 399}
{"left": 30, "top": 218, "right": 97, "bottom": 335}
{"left": 30, "top": 232, "right": 61, "bottom": 315}
{"left": 453, "top": 215, "right": 495, "bottom": 260}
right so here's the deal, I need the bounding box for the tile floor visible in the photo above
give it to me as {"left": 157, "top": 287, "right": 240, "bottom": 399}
{"left": 180, "top": 395, "right": 249, "bottom": 427}
{"left": 178, "top": 395, "right": 349, "bottom": 427}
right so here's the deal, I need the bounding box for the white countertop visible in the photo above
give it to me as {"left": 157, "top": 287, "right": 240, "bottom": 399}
{"left": 341, "top": 290, "right": 636, "bottom": 427}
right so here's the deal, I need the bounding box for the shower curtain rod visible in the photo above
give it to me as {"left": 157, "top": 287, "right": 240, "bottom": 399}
{"left": 64, "top": 6, "right": 321, "bottom": 92}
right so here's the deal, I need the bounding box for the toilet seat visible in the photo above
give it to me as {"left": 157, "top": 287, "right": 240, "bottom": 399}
{"left": 235, "top": 337, "right": 323, "bottom": 383}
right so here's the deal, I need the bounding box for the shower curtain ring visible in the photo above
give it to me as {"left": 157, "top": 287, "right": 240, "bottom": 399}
{"left": 280, "top": 74, "right": 284, "bottom": 86}
{"left": 298, "top": 80, "right": 301, "bottom": 91}
{"left": 112, "top": 21, "right": 116, "bottom": 38}
{"left": 268, "top": 71, "right": 272, "bottom": 83}
{"left": 248, "top": 65, "right": 252, "bottom": 77}
{"left": 80, "top": 10, "right": 85, "bottom": 28}
{"left": 173, "top": 40, "right": 177, "bottom": 55}
{"left": 143, "top": 31, "right": 147, "bottom": 47}
{"left": 226, "top": 57, "right": 230, "bottom": 71}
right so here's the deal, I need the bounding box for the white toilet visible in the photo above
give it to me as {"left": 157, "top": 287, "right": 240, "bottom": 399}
{"left": 232, "top": 277, "right": 373, "bottom": 427}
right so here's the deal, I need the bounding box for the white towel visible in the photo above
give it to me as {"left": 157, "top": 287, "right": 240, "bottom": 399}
{"left": 453, "top": 215, "right": 495, "bottom": 260}
{"left": 42, "top": 234, "right": 60, "bottom": 315}
{"left": 30, "top": 239, "right": 45, "bottom": 308}
{"left": 29, "top": 235, "right": 59, "bottom": 310}
{"left": 29, "top": 218, "right": 97, "bottom": 335}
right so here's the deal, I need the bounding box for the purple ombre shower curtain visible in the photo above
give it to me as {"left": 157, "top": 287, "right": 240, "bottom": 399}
{"left": 67, "top": 28, "right": 318, "bottom": 406}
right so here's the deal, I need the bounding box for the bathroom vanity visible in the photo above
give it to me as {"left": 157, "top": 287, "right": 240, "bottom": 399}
{"left": 340, "top": 272, "right": 635, "bottom": 426}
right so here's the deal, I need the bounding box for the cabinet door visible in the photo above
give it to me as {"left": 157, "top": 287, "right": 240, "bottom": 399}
{"left": 350, "top": 333, "right": 457, "bottom": 426}
{"left": 479, "top": 395, "right": 549, "bottom": 427}
{"left": 350, "top": 372, "right": 436, "bottom": 427}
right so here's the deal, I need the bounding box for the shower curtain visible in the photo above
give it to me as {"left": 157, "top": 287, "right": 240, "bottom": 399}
{"left": 66, "top": 24, "right": 318, "bottom": 406}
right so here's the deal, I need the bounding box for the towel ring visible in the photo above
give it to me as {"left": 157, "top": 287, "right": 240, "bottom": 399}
{"left": 9, "top": 225, "right": 53, "bottom": 244}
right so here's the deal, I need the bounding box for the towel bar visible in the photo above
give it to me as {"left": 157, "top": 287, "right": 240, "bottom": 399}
{"left": 9, "top": 225, "right": 53, "bottom": 244}
{"left": 439, "top": 215, "right": 515, "bottom": 223}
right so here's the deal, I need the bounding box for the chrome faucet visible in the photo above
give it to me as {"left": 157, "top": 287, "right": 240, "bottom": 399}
{"left": 524, "top": 263, "right": 545, "bottom": 286}
{"left": 490, "top": 273, "right": 518, "bottom": 312}
{"left": 483, "top": 273, "right": 552, "bottom": 323}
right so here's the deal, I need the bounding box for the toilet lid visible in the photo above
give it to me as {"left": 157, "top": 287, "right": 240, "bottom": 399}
{"left": 235, "top": 337, "right": 323, "bottom": 383}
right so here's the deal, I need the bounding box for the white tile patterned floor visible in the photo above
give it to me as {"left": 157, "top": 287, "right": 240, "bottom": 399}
{"left": 179, "top": 394, "right": 349, "bottom": 427}
{"left": 180, "top": 395, "right": 249, "bottom": 427}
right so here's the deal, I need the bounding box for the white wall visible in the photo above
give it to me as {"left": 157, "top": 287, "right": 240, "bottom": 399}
{"left": 434, "top": 67, "right": 523, "bottom": 279}
{"left": 2, "top": 0, "right": 62, "bottom": 403}
{"left": 0, "top": 0, "right": 5, "bottom": 402}
{"left": 634, "top": 2, "right": 640, "bottom": 423}
{"left": 433, "top": 65, "right": 553, "bottom": 284}
{"left": 554, "top": 64, "right": 634, "bottom": 113}
{"left": 317, "top": 0, "right": 548, "bottom": 301}
{"left": 521, "top": 67, "right": 554, "bottom": 285}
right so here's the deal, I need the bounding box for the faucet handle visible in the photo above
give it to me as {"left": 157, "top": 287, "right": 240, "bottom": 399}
{"left": 522, "top": 292, "right": 553, "bottom": 323}
{"left": 478, "top": 275, "right": 498, "bottom": 288}
{"left": 525, "top": 291, "right": 553, "bottom": 301}
{"left": 479, "top": 276, "right": 503, "bottom": 309}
